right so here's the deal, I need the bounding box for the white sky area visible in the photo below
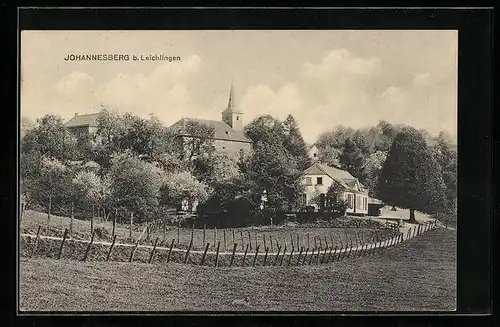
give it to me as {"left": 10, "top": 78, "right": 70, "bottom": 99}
{"left": 21, "top": 30, "right": 457, "bottom": 144}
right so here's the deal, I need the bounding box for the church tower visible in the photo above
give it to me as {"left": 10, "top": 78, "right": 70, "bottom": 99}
{"left": 221, "top": 80, "right": 244, "bottom": 131}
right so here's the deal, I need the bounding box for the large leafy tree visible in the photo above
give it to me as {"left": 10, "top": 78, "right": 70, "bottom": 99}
{"left": 180, "top": 120, "right": 216, "bottom": 162}
{"left": 244, "top": 115, "right": 286, "bottom": 146}
{"left": 108, "top": 151, "right": 163, "bottom": 223}
{"left": 283, "top": 114, "right": 312, "bottom": 171}
{"left": 431, "top": 132, "right": 457, "bottom": 214}
{"left": 24, "top": 156, "right": 72, "bottom": 228}
{"left": 21, "top": 114, "right": 78, "bottom": 162}
{"left": 378, "top": 127, "right": 447, "bottom": 223}
{"left": 240, "top": 141, "right": 303, "bottom": 212}
{"left": 360, "top": 150, "right": 388, "bottom": 197}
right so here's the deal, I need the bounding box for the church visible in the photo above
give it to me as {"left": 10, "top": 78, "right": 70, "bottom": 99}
{"left": 168, "top": 82, "right": 253, "bottom": 159}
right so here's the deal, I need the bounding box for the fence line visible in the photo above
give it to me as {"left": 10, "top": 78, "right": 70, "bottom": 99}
{"left": 21, "top": 220, "right": 439, "bottom": 267}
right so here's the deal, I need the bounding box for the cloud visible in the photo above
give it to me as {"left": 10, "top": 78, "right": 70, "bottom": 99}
{"left": 94, "top": 55, "right": 202, "bottom": 123}
{"left": 56, "top": 71, "right": 95, "bottom": 96}
{"left": 303, "top": 49, "right": 381, "bottom": 79}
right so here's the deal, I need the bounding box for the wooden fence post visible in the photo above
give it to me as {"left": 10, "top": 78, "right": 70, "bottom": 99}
{"left": 263, "top": 233, "right": 267, "bottom": 250}
{"left": 248, "top": 231, "right": 252, "bottom": 250}
{"left": 215, "top": 241, "right": 220, "bottom": 267}
{"left": 314, "top": 236, "right": 317, "bottom": 249}
{"left": 223, "top": 229, "right": 227, "bottom": 251}
{"left": 252, "top": 245, "right": 260, "bottom": 267}
{"left": 327, "top": 247, "right": 333, "bottom": 263}
{"left": 297, "top": 247, "right": 303, "bottom": 265}
{"left": 129, "top": 212, "right": 133, "bottom": 239}
{"left": 83, "top": 231, "right": 96, "bottom": 262}
{"left": 128, "top": 240, "right": 139, "bottom": 263}
{"left": 200, "top": 242, "right": 210, "bottom": 266}
{"left": 270, "top": 235, "right": 273, "bottom": 252}
{"left": 302, "top": 248, "right": 309, "bottom": 265}
{"left": 30, "top": 226, "right": 42, "bottom": 258}
{"left": 297, "top": 234, "right": 300, "bottom": 250}
{"left": 203, "top": 224, "right": 206, "bottom": 246}
{"left": 273, "top": 245, "right": 282, "bottom": 266}
{"left": 287, "top": 246, "right": 294, "bottom": 266}
{"left": 69, "top": 202, "right": 74, "bottom": 236}
{"left": 190, "top": 224, "right": 194, "bottom": 245}
{"left": 214, "top": 227, "right": 218, "bottom": 248}
{"left": 321, "top": 247, "right": 327, "bottom": 263}
{"left": 232, "top": 229, "right": 235, "bottom": 245}
{"left": 308, "top": 248, "right": 315, "bottom": 265}
{"left": 280, "top": 246, "right": 287, "bottom": 266}
{"left": 177, "top": 222, "right": 180, "bottom": 246}
{"left": 240, "top": 231, "right": 244, "bottom": 251}
{"left": 167, "top": 238, "right": 175, "bottom": 263}
{"left": 242, "top": 243, "right": 249, "bottom": 266}
{"left": 148, "top": 237, "right": 159, "bottom": 264}
{"left": 57, "top": 229, "right": 69, "bottom": 260}
{"left": 307, "top": 233, "right": 310, "bottom": 249}
{"left": 184, "top": 241, "right": 192, "bottom": 264}
{"left": 315, "top": 247, "right": 321, "bottom": 264}
{"left": 106, "top": 234, "right": 117, "bottom": 262}
{"left": 263, "top": 247, "right": 269, "bottom": 266}
{"left": 229, "top": 243, "right": 237, "bottom": 267}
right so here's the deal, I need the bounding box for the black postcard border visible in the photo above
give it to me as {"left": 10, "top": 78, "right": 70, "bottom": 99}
{"left": 3, "top": 6, "right": 494, "bottom": 327}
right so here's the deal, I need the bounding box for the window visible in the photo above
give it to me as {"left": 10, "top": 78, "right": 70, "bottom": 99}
{"left": 236, "top": 116, "right": 239, "bottom": 121}
{"left": 305, "top": 177, "right": 312, "bottom": 185}
{"left": 225, "top": 131, "right": 229, "bottom": 135}
{"left": 239, "top": 149, "right": 244, "bottom": 157}
{"left": 317, "top": 177, "right": 323, "bottom": 185}
{"left": 347, "top": 194, "right": 353, "bottom": 209}
{"left": 222, "top": 147, "right": 226, "bottom": 150}
{"left": 313, "top": 153, "right": 317, "bottom": 158}
{"left": 299, "top": 193, "right": 307, "bottom": 205}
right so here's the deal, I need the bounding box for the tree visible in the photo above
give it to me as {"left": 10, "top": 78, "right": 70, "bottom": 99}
{"left": 108, "top": 152, "right": 163, "bottom": 223}
{"left": 27, "top": 156, "right": 71, "bottom": 229}
{"left": 360, "top": 150, "right": 388, "bottom": 197}
{"left": 21, "top": 114, "right": 78, "bottom": 162}
{"left": 377, "top": 127, "right": 447, "bottom": 223}
{"left": 160, "top": 171, "right": 210, "bottom": 216}
{"left": 180, "top": 120, "right": 216, "bottom": 162}
{"left": 72, "top": 170, "right": 106, "bottom": 232}
{"left": 20, "top": 116, "right": 35, "bottom": 140}
{"left": 192, "top": 150, "right": 242, "bottom": 187}
{"left": 431, "top": 132, "right": 457, "bottom": 214}
{"left": 240, "top": 141, "right": 303, "bottom": 212}
{"left": 283, "top": 114, "right": 312, "bottom": 171}
{"left": 244, "top": 115, "right": 286, "bottom": 146}
{"left": 338, "top": 137, "right": 364, "bottom": 177}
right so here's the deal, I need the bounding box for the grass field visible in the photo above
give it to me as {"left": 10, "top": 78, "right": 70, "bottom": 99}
{"left": 21, "top": 210, "right": 394, "bottom": 251}
{"left": 19, "top": 227, "right": 456, "bottom": 311}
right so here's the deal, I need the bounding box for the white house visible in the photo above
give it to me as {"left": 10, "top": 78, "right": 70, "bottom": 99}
{"left": 299, "top": 162, "right": 369, "bottom": 215}
{"left": 308, "top": 145, "right": 319, "bottom": 162}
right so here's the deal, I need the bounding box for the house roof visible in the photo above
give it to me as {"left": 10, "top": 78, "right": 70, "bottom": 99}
{"left": 64, "top": 113, "right": 99, "bottom": 128}
{"left": 168, "top": 118, "right": 252, "bottom": 143}
{"left": 302, "top": 162, "right": 367, "bottom": 194}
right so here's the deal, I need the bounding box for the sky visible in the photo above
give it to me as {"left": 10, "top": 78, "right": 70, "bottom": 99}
{"left": 21, "top": 30, "right": 458, "bottom": 144}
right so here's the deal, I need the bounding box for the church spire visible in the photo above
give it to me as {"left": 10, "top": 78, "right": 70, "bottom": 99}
{"left": 222, "top": 77, "right": 243, "bottom": 130}
{"left": 227, "top": 77, "right": 237, "bottom": 111}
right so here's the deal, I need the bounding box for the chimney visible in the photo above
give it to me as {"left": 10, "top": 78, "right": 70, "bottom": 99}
{"left": 74, "top": 112, "right": 79, "bottom": 116}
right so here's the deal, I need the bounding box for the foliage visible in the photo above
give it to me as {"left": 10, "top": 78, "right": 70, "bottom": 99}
{"left": 107, "top": 152, "right": 163, "bottom": 221}
{"left": 181, "top": 120, "right": 216, "bottom": 162}
{"left": 21, "top": 114, "right": 78, "bottom": 162}
{"left": 282, "top": 114, "right": 312, "bottom": 171}
{"left": 160, "top": 171, "right": 210, "bottom": 209}
{"left": 377, "top": 127, "right": 447, "bottom": 221}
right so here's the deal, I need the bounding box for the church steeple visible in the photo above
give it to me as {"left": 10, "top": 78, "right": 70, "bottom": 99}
{"left": 222, "top": 78, "right": 243, "bottom": 130}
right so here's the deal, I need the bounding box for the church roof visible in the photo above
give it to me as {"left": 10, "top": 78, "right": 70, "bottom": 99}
{"left": 64, "top": 113, "right": 99, "bottom": 128}
{"left": 168, "top": 118, "right": 252, "bottom": 143}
